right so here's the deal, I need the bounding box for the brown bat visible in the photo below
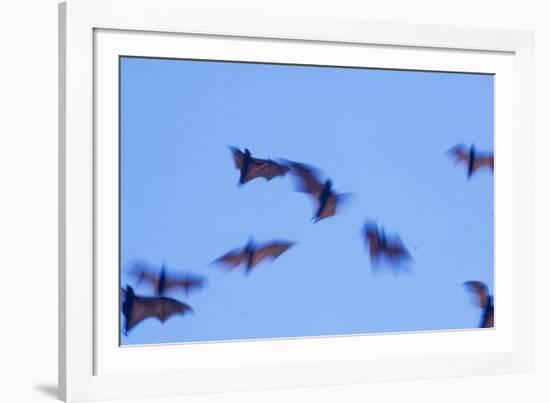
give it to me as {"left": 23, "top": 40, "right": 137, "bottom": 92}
{"left": 212, "top": 239, "right": 295, "bottom": 274}
{"left": 447, "top": 144, "right": 494, "bottom": 179}
{"left": 285, "top": 160, "right": 349, "bottom": 223}
{"left": 230, "top": 147, "right": 290, "bottom": 186}
{"left": 362, "top": 221, "right": 412, "bottom": 270}
{"left": 463, "top": 281, "right": 494, "bottom": 328}
{"left": 130, "top": 263, "right": 206, "bottom": 297}
{"left": 121, "top": 285, "right": 193, "bottom": 335}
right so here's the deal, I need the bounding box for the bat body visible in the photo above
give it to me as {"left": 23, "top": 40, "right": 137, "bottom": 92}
{"left": 464, "top": 281, "right": 494, "bottom": 328}
{"left": 362, "top": 221, "right": 411, "bottom": 270}
{"left": 121, "top": 286, "right": 193, "bottom": 335}
{"left": 131, "top": 263, "right": 206, "bottom": 297}
{"left": 447, "top": 144, "right": 494, "bottom": 179}
{"left": 213, "top": 239, "right": 295, "bottom": 274}
{"left": 230, "top": 147, "right": 290, "bottom": 185}
{"left": 285, "top": 160, "right": 348, "bottom": 222}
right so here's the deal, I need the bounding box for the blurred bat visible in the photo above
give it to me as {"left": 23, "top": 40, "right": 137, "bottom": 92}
{"left": 121, "top": 285, "right": 193, "bottom": 335}
{"left": 130, "top": 263, "right": 206, "bottom": 297}
{"left": 362, "top": 221, "right": 412, "bottom": 270}
{"left": 284, "top": 160, "right": 350, "bottom": 223}
{"left": 212, "top": 239, "right": 295, "bottom": 274}
{"left": 463, "top": 281, "right": 494, "bottom": 328}
{"left": 447, "top": 144, "right": 494, "bottom": 179}
{"left": 230, "top": 147, "right": 290, "bottom": 185}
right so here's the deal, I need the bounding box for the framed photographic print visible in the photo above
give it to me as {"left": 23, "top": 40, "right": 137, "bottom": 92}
{"left": 59, "top": 0, "right": 534, "bottom": 401}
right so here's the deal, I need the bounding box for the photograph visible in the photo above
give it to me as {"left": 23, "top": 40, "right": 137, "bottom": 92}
{"left": 119, "top": 56, "right": 495, "bottom": 345}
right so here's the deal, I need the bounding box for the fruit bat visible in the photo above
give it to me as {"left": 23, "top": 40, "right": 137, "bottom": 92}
{"left": 121, "top": 285, "right": 193, "bottom": 335}
{"left": 362, "top": 221, "right": 412, "bottom": 270}
{"left": 284, "top": 160, "right": 349, "bottom": 223}
{"left": 447, "top": 144, "right": 494, "bottom": 179}
{"left": 212, "top": 239, "right": 295, "bottom": 274}
{"left": 230, "top": 147, "right": 290, "bottom": 186}
{"left": 130, "top": 263, "right": 206, "bottom": 297}
{"left": 463, "top": 281, "right": 494, "bottom": 328}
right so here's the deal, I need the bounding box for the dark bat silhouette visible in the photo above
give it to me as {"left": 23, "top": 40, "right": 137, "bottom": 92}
{"left": 121, "top": 285, "right": 193, "bottom": 335}
{"left": 464, "top": 281, "right": 494, "bottom": 328}
{"left": 212, "top": 239, "right": 295, "bottom": 274}
{"left": 130, "top": 263, "right": 206, "bottom": 297}
{"left": 447, "top": 144, "right": 494, "bottom": 179}
{"left": 285, "top": 160, "right": 349, "bottom": 223}
{"left": 362, "top": 221, "right": 412, "bottom": 270}
{"left": 230, "top": 147, "right": 290, "bottom": 185}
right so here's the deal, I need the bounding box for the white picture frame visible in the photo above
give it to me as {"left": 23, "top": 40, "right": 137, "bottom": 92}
{"left": 59, "top": 0, "right": 534, "bottom": 401}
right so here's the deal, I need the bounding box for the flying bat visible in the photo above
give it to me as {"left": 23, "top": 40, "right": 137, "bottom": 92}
{"left": 463, "top": 281, "right": 494, "bottom": 328}
{"left": 130, "top": 263, "right": 206, "bottom": 297}
{"left": 230, "top": 147, "right": 290, "bottom": 186}
{"left": 362, "top": 221, "right": 412, "bottom": 270}
{"left": 121, "top": 285, "right": 194, "bottom": 335}
{"left": 285, "top": 160, "right": 349, "bottom": 223}
{"left": 212, "top": 239, "right": 295, "bottom": 274}
{"left": 447, "top": 144, "right": 494, "bottom": 179}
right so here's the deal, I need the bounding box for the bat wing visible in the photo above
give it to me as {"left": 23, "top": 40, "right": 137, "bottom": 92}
{"left": 447, "top": 144, "right": 469, "bottom": 165}
{"left": 230, "top": 146, "right": 245, "bottom": 170}
{"left": 212, "top": 247, "right": 248, "bottom": 269}
{"left": 125, "top": 296, "right": 193, "bottom": 332}
{"left": 164, "top": 275, "right": 206, "bottom": 294}
{"left": 316, "top": 193, "right": 351, "bottom": 222}
{"left": 464, "top": 281, "right": 490, "bottom": 309}
{"left": 130, "top": 264, "right": 160, "bottom": 289}
{"left": 481, "top": 306, "right": 494, "bottom": 328}
{"left": 363, "top": 223, "right": 382, "bottom": 262}
{"left": 250, "top": 241, "right": 295, "bottom": 269}
{"left": 286, "top": 161, "right": 325, "bottom": 197}
{"left": 385, "top": 238, "right": 412, "bottom": 264}
{"left": 243, "top": 158, "right": 290, "bottom": 182}
{"left": 472, "top": 154, "right": 494, "bottom": 172}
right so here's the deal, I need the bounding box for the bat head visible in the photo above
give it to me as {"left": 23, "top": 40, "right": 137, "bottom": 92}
{"left": 244, "top": 148, "right": 252, "bottom": 158}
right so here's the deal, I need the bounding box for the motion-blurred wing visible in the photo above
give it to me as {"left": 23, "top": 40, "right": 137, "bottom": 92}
{"left": 316, "top": 193, "right": 351, "bottom": 222}
{"left": 212, "top": 247, "right": 248, "bottom": 269}
{"left": 130, "top": 263, "right": 160, "bottom": 289}
{"left": 287, "top": 161, "right": 325, "bottom": 197}
{"left": 447, "top": 144, "right": 469, "bottom": 165}
{"left": 363, "top": 223, "right": 382, "bottom": 262}
{"left": 385, "top": 238, "right": 412, "bottom": 264}
{"left": 164, "top": 274, "right": 206, "bottom": 294}
{"left": 472, "top": 154, "right": 494, "bottom": 172}
{"left": 230, "top": 146, "right": 245, "bottom": 170}
{"left": 464, "top": 281, "right": 490, "bottom": 309}
{"left": 249, "top": 241, "right": 295, "bottom": 269}
{"left": 246, "top": 158, "right": 290, "bottom": 182}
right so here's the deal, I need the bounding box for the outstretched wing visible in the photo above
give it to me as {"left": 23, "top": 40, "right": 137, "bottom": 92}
{"left": 123, "top": 294, "right": 193, "bottom": 333}
{"left": 250, "top": 241, "right": 295, "bottom": 269}
{"left": 472, "top": 154, "right": 494, "bottom": 172}
{"left": 245, "top": 158, "right": 290, "bottom": 182}
{"left": 130, "top": 263, "right": 160, "bottom": 289}
{"left": 447, "top": 144, "right": 469, "bottom": 165}
{"left": 463, "top": 281, "right": 490, "bottom": 309}
{"left": 212, "top": 247, "right": 248, "bottom": 269}
{"left": 286, "top": 161, "right": 325, "bottom": 197}
{"left": 164, "top": 274, "right": 206, "bottom": 295}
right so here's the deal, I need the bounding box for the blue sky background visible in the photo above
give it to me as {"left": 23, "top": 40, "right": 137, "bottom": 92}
{"left": 120, "top": 57, "right": 494, "bottom": 345}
